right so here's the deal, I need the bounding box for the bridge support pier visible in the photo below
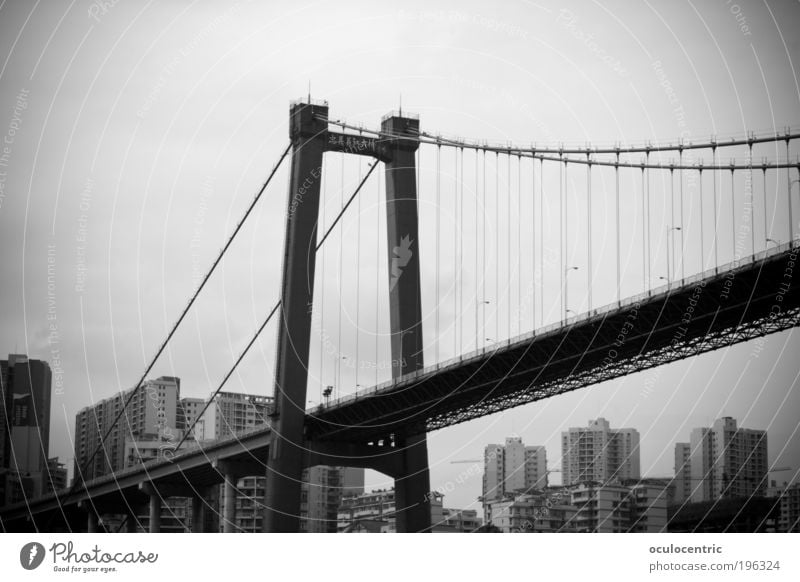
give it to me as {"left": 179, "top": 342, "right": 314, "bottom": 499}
{"left": 393, "top": 432, "right": 432, "bottom": 532}
{"left": 87, "top": 509, "right": 98, "bottom": 533}
{"left": 124, "top": 509, "right": 137, "bottom": 533}
{"left": 222, "top": 471, "right": 236, "bottom": 533}
{"left": 148, "top": 496, "right": 161, "bottom": 533}
{"left": 139, "top": 483, "right": 161, "bottom": 533}
{"left": 191, "top": 495, "right": 205, "bottom": 533}
{"left": 264, "top": 100, "right": 328, "bottom": 533}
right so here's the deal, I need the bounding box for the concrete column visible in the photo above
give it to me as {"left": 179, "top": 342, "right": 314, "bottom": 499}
{"left": 393, "top": 432, "right": 432, "bottom": 532}
{"left": 264, "top": 101, "right": 328, "bottom": 533}
{"left": 125, "top": 510, "right": 137, "bottom": 533}
{"left": 87, "top": 510, "right": 98, "bottom": 533}
{"left": 148, "top": 493, "right": 161, "bottom": 533}
{"left": 191, "top": 495, "right": 205, "bottom": 533}
{"left": 380, "top": 113, "right": 431, "bottom": 533}
{"left": 223, "top": 472, "right": 236, "bottom": 533}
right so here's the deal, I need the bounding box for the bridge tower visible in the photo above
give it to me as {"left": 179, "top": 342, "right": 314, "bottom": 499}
{"left": 264, "top": 102, "right": 431, "bottom": 532}
{"left": 380, "top": 112, "right": 431, "bottom": 532}
{"left": 264, "top": 100, "right": 328, "bottom": 532}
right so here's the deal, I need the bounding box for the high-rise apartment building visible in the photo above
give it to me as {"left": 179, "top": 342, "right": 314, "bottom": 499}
{"left": 672, "top": 443, "right": 692, "bottom": 504}
{"left": 482, "top": 437, "right": 548, "bottom": 509}
{"left": 768, "top": 482, "right": 800, "bottom": 533}
{"left": 177, "top": 396, "right": 205, "bottom": 440}
{"left": 677, "top": 417, "right": 767, "bottom": 503}
{"left": 1, "top": 355, "right": 52, "bottom": 504}
{"left": 300, "top": 466, "right": 365, "bottom": 532}
{"left": 45, "top": 457, "right": 68, "bottom": 494}
{"left": 561, "top": 418, "right": 640, "bottom": 485}
{"left": 194, "top": 391, "right": 272, "bottom": 441}
{"left": 73, "top": 376, "right": 180, "bottom": 483}
{"left": 570, "top": 480, "right": 668, "bottom": 533}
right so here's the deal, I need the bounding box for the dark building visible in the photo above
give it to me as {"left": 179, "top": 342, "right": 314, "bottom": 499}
{"left": 1, "top": 354, "right": 53, "bottom": 505}
{"left": 668, "top": 496, "right": 780, "bottom": 532}
{"left": 45, "top": 457, "right": 68, "bottom": 494}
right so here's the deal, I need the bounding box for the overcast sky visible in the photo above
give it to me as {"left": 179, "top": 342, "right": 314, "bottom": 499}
{"left": 1, "top": 0, "right": 799, "bottom": 513}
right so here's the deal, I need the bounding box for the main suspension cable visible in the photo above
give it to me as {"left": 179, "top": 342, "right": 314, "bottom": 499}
{"left": 173, "top": 161, "right": 379, "bottom": 455}
{"left": 76, "top": 143, "right": 292, "bottom": 483}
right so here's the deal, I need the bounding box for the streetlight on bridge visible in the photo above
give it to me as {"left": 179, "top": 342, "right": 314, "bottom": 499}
{"left": 564, "top": 266, "right": 579, "bottom": 321}
{"left": 666, "top": 226, "right": 682, "bottom": 282}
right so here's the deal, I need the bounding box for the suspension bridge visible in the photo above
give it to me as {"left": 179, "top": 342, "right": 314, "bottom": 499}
{"left": 2, "top": 99, "right": 799, "bottom": 533}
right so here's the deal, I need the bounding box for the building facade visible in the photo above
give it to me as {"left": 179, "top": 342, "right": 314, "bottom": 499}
{"left": 680, "top": 417, "right": 768, "bottom": 503}
{"left": 73, "top": 376, "right": 180, "bottom": 483}
{"left": 194, "top": 391, "right": 272, "bottom": 441}
{"left": 45, "top": 457, "right": 68, "bottom": 494}
{"left": 301, "top": 465, "right": 365, "bottom": 532}
{"left": 482, "top": 436, "right": 548, "bottom": 513}
{"left": 439, "top": 508, "right": 482, "bottom": 532}
{"left": 1, "top": 355, "right": 52, "bottom": 504}
{"left": 770, "top": 482, "right": 800, "bottom": 533}
{"left": 570, "top": 481, "right": 668, "bottom": 533}
{"left": 487, "top": 490, "right": 577, "bottom": 533}
{"left": 338, "top": 488, "right": 397, "bottom": 532}
{"left": 337, "top": 488, "right": 454, "bottom": 533}
{"left": 672, "top": 442, "right": 692, "bottom": 504}
{"left": 561, "top": 418, "right": 640, "bottom": 486}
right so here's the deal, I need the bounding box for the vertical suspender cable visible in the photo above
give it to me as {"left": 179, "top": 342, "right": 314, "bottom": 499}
{"left": 375, "top": 164, "right": 381, "bottom": 386}
{"left": 748, "top": 143, "right": 754, "bottom": 255}
{"left": 560, "top": 155, "right": 564, "bottom": 319}
{"left": 517, "top": 155, "right": 521, "bottom": 334}
{"left": 587, "top": 154, "right": 592, "bottom": 311}
{"left": 679, "top": 149, "right": 685, "bottom": 280}
{"left": 712, "top": 145, "right": 719, "bottom": 268}
{"left": 507, "top": 152, "right": 512, "bottom": 337}
{"left": 564, "top": 158, "right": 569, "bottom": 317}
{"left": 700, "top": 167, "right": 705, "bottom": 270}
{"left": 482, "top": 149, "right": 487, "bottom": 346}
{"left": 669, "top": 168, "right": 675, "bottom": 281}
{"left": 645, "top": 151, "right": 651, "bottom": 288}
{"left": 763, "top": 166, "right": 768, "bottom": 249}
{"left": 472, "top": 149, "right": 480, "bottom": 350}
{"left": 540, "top": 158, "right": 544, "bottom": 323}
{"left": 787, "top": 138, "right": 794, "bottom": 241}
{"left": 436, "top": 144, "right": 441, "bottom": 364}
{"left": 641, "top": 165, "right": 646, "bottom": 291}
{"left": 615, "top": 152, "right": 621, "bottom": 302}
{"left": 495, "top": 152, "right": 500, "bottom": 342}
{"left": 495, "top": 152, "right": 500, "bottom": 341}
{"left": 531, "top": 154, "right": 536, "bottom": 331}
{"left": 455, "top": 147, "right": 460, "bottom": 355}
{"left": 459, "top": 147, "right": 464, "bottom": 356}
{"left": 730, "top": 167, "right": 736, "bottom": 261}
{"left": 337, "top": 154, "right": 344, "bottom": 398}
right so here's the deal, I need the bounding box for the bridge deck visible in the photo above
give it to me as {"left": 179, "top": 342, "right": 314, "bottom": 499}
{"left": 306, "top": 241, "right": 800, "bottom": 442}
{"left": 0, "top": 425, "right": 272, "bottom": 527}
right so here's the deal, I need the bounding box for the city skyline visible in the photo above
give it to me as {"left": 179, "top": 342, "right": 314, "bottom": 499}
{"left": 1, "top": 1, "right": 798, "bottom": 523}
{"left": 5, "top": 354, "right": 793, "bottom": 506}
{"left": 1, "top": 348, "right": 796, "bottom": 532}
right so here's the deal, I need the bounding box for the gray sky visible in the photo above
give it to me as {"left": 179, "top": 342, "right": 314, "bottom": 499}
{"left": 1, "top": 0, "right": 799, "bottom": 513}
